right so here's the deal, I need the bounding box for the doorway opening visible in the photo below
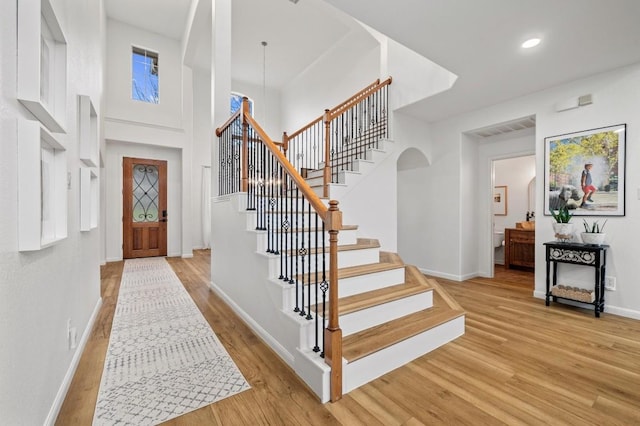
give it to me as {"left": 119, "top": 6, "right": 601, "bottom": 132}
{"left": 491, "top": 155, "right": 535, "bottom": 278}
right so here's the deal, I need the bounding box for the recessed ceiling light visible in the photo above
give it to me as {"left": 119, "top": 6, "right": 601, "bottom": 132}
{"left": 521, "top": 38, "right": 541, "bottom": 49}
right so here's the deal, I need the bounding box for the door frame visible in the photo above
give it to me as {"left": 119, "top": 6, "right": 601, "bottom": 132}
{"left": 122, "top": 157, "right": 168, "bottom": 258}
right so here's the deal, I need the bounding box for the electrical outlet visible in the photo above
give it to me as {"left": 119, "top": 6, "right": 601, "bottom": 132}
{"left": 604, "top": 276, "right": 616, "bottom": 291}
{"left": 67, "top": 318, "right": 72, "bottom": 349}
{"left": 70, "top": 327, "right": 78, "bottom": 349}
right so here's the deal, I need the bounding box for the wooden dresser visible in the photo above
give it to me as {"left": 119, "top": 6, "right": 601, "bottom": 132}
{"left": 505, "top": 228, "right": 535, "bottom": 269}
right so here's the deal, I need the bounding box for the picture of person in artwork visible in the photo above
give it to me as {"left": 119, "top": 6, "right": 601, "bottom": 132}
{"left": 580, "top": 162, "right": 596, "bottom": 207}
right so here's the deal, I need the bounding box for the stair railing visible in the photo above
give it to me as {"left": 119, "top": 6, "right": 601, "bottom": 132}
{"left": 216, "top": 98, "right": 343, "bottom": 402}
{"left": 284, "top": 77, "right": 392, "bottom": 197}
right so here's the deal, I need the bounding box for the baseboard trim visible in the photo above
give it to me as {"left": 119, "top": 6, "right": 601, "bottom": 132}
{"left": 45, "top": 297, "right": 103, "bottom": 426}
{"left": 418, "top": 267, "right": 463, "bottom": 282}
{"left": 208, "top": 280, "right": 294, "bottom": 366}
{"left": 181, "top": 253, "right": 194, "bottom": 258}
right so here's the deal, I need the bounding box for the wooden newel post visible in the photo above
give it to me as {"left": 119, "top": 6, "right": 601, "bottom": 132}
{"left": 282, "top": 131, "right": 289, "bottom": 157}
{"left": 323, "top": 109, "right": 331, "bottom": 199}
{"left": 241, "top": 97, "right": 250, "bottom": 193}
{"left": 325, "top": 199, "right": 342, "bottom": 402}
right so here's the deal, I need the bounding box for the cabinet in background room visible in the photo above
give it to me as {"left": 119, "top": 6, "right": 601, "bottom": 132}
{"left": 505, "top": 228, "right": 535, "bottom": 269}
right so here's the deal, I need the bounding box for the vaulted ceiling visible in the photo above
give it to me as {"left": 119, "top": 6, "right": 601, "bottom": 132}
{"left": 105, "top": 0, "right": 640, "bottom": 122}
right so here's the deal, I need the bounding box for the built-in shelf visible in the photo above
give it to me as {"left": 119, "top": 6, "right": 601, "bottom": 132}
{"left": 18, "top": 120, "right": 68, "bottom": 251}
{"left": 78, "top": 95, "right": 98, "bottom": 166}
{"left": 17, "top": 0, "right": 68, "bottom": 133}
{"left": 80, "top": 167, "right": 99, "bottom": 231}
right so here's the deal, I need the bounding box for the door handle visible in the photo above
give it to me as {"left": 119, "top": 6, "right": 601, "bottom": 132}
{"left": 162, "top": 210, "right": 167, "bottom": 217}
{"left": 160, "top": 219, "right": 168, "bottom": 223}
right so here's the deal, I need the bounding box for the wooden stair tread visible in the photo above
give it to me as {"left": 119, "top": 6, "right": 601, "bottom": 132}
{"left": 276, "top": 224, "right": 357, "bottom": 233}
{"left": 342, "top": 306, "right": 465, "bottom": 363}
{"left": 293, "top": 238, "right": 379, "bottom": 255}
{"left": 338, "top": 238, "right": 380, "bottom": 251}
{"left": 295, "top": 259, "right": 404, "bottom": 284}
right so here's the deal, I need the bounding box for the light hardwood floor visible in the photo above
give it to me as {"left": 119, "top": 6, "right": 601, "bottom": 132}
{"left": 56, "top": 253, "right": 640, "bottom": 425}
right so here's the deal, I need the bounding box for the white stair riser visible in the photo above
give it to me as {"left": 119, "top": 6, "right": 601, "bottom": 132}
{"left": 261, "top": 247, "right": 379, "bottom": 278}
{"left": 305, "top": 169, "right": 324, "bottom": 179}
{"left": 351, "top": 159, "right": 374, "bottom": 173}
{"left": 305, "top": 176, "right": 325, "bottom": 187}
{"left": 246, "top": 211, "right": 328, "bottom": 231}
{"left": 280, "top": 247, "right": 379, "bottom": 274}
{"left": 340, "top": 267, "right": 406, "bottom": 298}
{"left": 250, "top": 196, "right": 330, "bottom": 210}
{"left": 255, "top": 228, "right": 357, "bottom": 252}
{"left": 343, "top": 315, "right": 465, "bottom": 394}
{"left": 288, "top": 289, "right": 434, "bottom": 350}
{"left": 271, "top": 266, "right": 405, "bottom": 313}
{"left": 325, "top": 291, "right": 433, "bottom": 337}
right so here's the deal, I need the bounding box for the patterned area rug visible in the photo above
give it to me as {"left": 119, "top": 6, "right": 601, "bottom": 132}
{"left": 93, "top": 257, "right": 250, "bottom": 425}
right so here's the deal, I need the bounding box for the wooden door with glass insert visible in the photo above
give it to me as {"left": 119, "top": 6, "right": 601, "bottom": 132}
{"left": 123, "top": 157, "right": 167, "bottom": 258}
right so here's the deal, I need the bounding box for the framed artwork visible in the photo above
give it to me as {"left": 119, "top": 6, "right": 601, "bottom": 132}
{"left": 493, "top": 186, "right": 507, "bottom": 216}
{"left": 544, "top": 124, "right": 626, "bottom": 216}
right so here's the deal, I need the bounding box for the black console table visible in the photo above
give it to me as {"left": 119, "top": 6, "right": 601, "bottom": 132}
{"left": 544, "top": 241, "right": 609, "bottom": 317}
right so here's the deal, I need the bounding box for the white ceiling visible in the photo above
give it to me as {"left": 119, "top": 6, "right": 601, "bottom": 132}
{"left": 105, "top": 0, "right": 640, "bottom": 122}
{"left": 325, "top": 0, "right": 640, "bottom": 121}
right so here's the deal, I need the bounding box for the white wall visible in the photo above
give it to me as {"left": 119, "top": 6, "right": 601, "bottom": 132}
{"left": 105, "top": 141, "right": 183, "bottom": 261}
{"left": 104, "top": 18, "right": 196, "bottom": 258}
{"left": 105, "top": 19, "right": 183, "bottom": 129}
{"left": 397, "top": 147, "right": 430, "bottom": 267}
{"left": 417, "top": 63, "right": 640, "bottom": 318}
{"left": 280, "top": 28, "right": 379, "bottom": 132}
{"left": 477, "top": 131, "right": 536, "bottom": 271}
{"left": 192, "top": 69, "right": 212, "bottom": 249}
{"left": 460, "top": 134, "right": 479, "bottom": 278}
{"left": 0, "top": 0, "right": 104, "bottom": 423}
{"left": 493, "top": 153, "right": 536, "bottom": 233}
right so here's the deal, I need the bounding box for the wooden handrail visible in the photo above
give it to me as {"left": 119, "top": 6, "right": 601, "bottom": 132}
{"left": 287, "top": 115, "right": 323, "bottom": 140}
{"left": 286, "top": 77, "right": 392, "bottom": 141}
{"left": 327, "top": 76, "right": 392, "bottom": 121}
{"left": 215, "top": 109, "right": 241, "bottom": 137}
{"left": 243, "top": 112, "right": 331, "bottom": 222}
{"left": 330, "top": 78, "right": 380, "bottom": 114}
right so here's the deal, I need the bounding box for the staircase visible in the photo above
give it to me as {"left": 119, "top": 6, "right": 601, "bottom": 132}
{"left": 211, "top": 78, "right": 465, "bottom": 403}
{"left": 286, "top": 139, "right": 464, "bottom": 401}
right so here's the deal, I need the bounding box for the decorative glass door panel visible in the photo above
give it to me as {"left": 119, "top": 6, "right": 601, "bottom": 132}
{"left": 123, "top": 158, "right": 167, "bottom": 258}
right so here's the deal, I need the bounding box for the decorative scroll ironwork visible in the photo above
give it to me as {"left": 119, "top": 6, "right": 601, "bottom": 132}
{"left": 549, "top": 248, "right": 596, "bottom": 265}
{"left": 132, "top": 164, "right": 159, "bottom": 222}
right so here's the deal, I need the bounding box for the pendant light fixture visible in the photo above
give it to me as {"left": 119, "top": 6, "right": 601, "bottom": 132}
{"left": 261, "top": 41, "right": 268, "bottom": 123}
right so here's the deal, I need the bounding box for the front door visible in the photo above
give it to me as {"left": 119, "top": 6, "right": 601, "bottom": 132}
{"left": 123, "top": 157, "right": 168, "bottom": 258}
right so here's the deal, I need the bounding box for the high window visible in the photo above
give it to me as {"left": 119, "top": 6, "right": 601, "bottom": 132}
{"left": 230, "top": 92, "right": 253, "bottom": 116}
{"left": 132, "top": 47, "right": 159, "bottom": 104}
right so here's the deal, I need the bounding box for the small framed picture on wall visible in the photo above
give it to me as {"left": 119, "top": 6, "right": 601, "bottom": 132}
{"left": 494, "top": 186, "right": 507, "bottom": 216}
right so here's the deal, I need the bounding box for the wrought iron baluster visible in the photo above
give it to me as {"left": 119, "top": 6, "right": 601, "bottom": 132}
{"left": 299, "top": 195, "right": 306, "bottom": 317}
{"left": 313, "top": 212, "right": 320, "bottom": 353}
{"left": 293, "top": 187, "right": 300, "bottom": 313}
{"left": 306, "top": 203, "right": 313, "bottom": 320}
{"left": 320, "top": 219, "right": 327, "bottom": 358}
